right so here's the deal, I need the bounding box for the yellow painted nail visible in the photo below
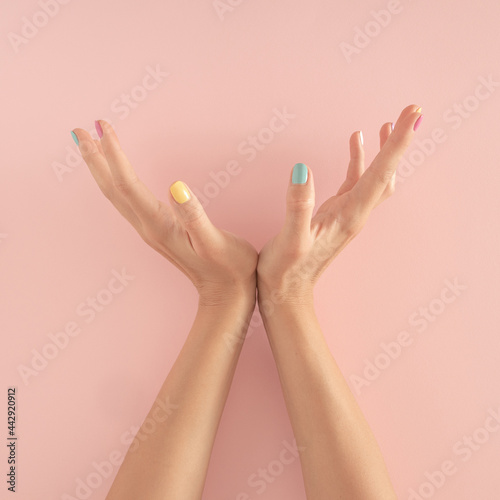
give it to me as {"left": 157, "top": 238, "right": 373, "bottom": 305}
{"left": 170, "top": 181, "right": 191, "bottom": 204}
{"left": 415, "top": 106, "right": 422, "bottom": 113}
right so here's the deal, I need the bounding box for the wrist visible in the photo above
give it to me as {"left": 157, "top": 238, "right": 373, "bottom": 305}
{"left": 195, "top": 288, "right": 256, "bottom": 347}
{"left": 258, "top": 294, "right": 317, "bottom": 341}
{"left": 257, "top": 275, "right": 314, "bottom": 306}
{"left": 197, "top": 281, "right": 256, "bottom": 310}
{"left": 257, "top": 282, "right": 315, "bottom": 322}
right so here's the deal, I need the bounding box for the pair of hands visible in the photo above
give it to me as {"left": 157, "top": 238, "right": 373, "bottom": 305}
{"left": 72, "top": 105, "right": 422, "bottom": 312}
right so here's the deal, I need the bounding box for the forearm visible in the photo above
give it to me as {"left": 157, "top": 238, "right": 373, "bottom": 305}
{"left": 106, "top": 294, "right": 255, "bottom": 500}
{"left": 260, "top": 297, "right": 397, "bottom": 500}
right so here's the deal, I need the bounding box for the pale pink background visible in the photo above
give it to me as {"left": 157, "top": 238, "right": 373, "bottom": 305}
{"left": 1, "top": 1, "right": 500, "bottom": 499}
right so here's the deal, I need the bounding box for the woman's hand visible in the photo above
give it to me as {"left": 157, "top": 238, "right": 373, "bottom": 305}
{"left": 257, "top": 104, "right": 423, "bottom": 307}
{"left": 72, "top": 121, "right": 258, "bottom": 307}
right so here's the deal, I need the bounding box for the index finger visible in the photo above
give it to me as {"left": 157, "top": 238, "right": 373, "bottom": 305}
{"left": 348, "top": 104, "right": 423, "bottom": 212}
{"left": 96, "top": 119, "right": 163, "bottom": 221}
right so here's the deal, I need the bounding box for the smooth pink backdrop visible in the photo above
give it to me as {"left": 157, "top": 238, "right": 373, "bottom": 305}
{"left": 1, "top": 1, "right": 500, "bottom": 499}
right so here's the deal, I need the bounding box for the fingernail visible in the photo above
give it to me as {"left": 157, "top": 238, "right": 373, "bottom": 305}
{"left": 71, "top": 131, "right": 79, "bottom": 146}
{"left": 359, "top": 130, "right": 364, "bottom": 146}
{"left": 391, "top": 122, "right": 394, "bottom": 132}
{"left": 170, "top": 181, "right": 191, "bottom": 204}
{"left": 292, "top": 163, "right": 308, "bottom": 184}
{"left": 413, "top": 115, "right": 423, "bottom": 131}
{"left": 95, "top": 120, "right": 103, "bottom": 139}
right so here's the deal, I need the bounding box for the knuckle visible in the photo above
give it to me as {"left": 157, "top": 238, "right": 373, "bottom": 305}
{"left": 141, "top": 226, "right": 161, "bottom": 250}
{"left": 181, "top": 204, "right": 206, "bottom": 229}
{"left": 334, "top": 211, "right": 363, "bottom": 238}
{"left": 341, "top": 222, "right": 358, "bottom": 238}
{"left": 283, "top": 244, "right": 307, "bottom": 260}
{"left": 113, "top": 175, "right": 139, "bottom": 195}
{"left": 349, "top": 146, "right": 364, "bottom": 164}
{"left": 287, "top": 197, "right": 315, "bottom": 213}
{"left": 373, "top": 167, "right": 395, "bottom": 185}
{"left": 80, "top": 141, "right": 98, "bottom": 158}
{"left": 100, "top": 183, "right": 115, "bottom": 201}
{"left": 345, "top": 222, "right": 362, "bottom": 238}
{"left": 139, "top": 229, "right": 155, "bottom": 248}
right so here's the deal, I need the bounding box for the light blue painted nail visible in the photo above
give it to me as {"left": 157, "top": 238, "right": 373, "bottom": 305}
{"left": 71, "top": 131, "right": 79, "bottom": 146}
{"left": 292, "top": 163, "right": 308, "bottom": 184}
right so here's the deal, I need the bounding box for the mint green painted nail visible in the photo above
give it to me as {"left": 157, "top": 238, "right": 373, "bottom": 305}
{"left": 71, "top": 131, "right": 79, "bottom": 146}
{"left": 292, "top": 163, "right": 308, "bottom": 184}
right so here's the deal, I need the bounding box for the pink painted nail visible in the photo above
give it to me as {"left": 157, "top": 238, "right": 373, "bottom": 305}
{"left": 413, "top": 115, "right": 423, "bottom": 132}
{"left": 95, "top": 120, "right": 103, "bottom": 138}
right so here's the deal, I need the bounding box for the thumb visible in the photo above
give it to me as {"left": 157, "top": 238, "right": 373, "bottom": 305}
{"left": 169, "top": 180, "right": 219, "bottom": 252}
{"left": 283, "top": 163, "right": 315, "bottom": 240}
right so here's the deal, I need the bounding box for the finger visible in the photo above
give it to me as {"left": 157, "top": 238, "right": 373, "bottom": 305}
{"left": 372, "top": 122, "right": 397, "bottom": 208}
{"left": 336, "top": 130, "right": 365, "bottom": 196}
{"left": 379, "top": 122, "right": 393, "bottom": 149}
{"left": 373, "top": 170, "right": 396, "bottom": 208}
{"left": 348, "top": 104, "right": 422, "bottom": 213}
{"left": 96, "top": 120, "right": 162, "bottom": 221}
{"left": 168, "top": 180, "right": 221, "bottom": 255}
{"left": 283, "top": 163, "right": 315, "bottom": 241}
{"left": 73, "top": 129, "right": 110, "bottom": 188}
{"left": 94, "top": 138, "right": 105, "bottom": 157}
{"left": 71, "top": 128, "right": 144, "bottom": 233}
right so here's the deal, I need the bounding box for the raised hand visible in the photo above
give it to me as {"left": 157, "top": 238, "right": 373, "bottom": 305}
{"left": 257, "top": 104, "right": 423, "bottom": 304}
{"left": 71, "top": 120, "right": 258, "bottom": 306}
